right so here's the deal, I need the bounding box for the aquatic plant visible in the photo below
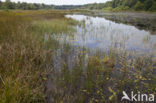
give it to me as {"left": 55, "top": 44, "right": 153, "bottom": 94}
{"left": 0, "top": 10, "right": 155, "bottom": 103}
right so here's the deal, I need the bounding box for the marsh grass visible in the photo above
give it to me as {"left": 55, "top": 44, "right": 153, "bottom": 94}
{"left": 31, "top": 18, "right": 78, "bottom": 35}
{"left": 46, "top": 47, "right": 156, "bottom": 103}
{"left": 0, "top": 10, "right": 80, "bottom": 103}
{"left": 0, "top": 10, "right": 155, "bottom": 103}
{"left": 0, "top": 11, "right": 47, "bottom": 103}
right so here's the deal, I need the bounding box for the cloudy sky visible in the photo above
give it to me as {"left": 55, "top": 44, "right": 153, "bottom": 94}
{"left": 1, "top": 0, "right": 110, "bottom": 5}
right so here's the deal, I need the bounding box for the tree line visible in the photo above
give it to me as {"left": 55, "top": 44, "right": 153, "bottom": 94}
{"left": 83, "top": 0, "right": 156, "bottom": 11}
{"left": 0, "top": 0, "right": 56, "bottom": 10}
{"left": 0, "top": 0, "right": 156, "bottom": 11}
{"left": 0, "top": 0, "right": 82, "bottom": 10}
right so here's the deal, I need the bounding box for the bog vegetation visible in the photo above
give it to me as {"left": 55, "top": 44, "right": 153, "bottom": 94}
{"left": 0, "top": 10, "right": 155, "bottom": 103}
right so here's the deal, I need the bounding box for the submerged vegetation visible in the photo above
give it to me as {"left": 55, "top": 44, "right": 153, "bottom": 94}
{"left": 0, "top": 10, "right": 156, "bottom": 103}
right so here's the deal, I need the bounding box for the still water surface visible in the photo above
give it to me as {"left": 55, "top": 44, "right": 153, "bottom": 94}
{"left": 54, "top": 14, "right": 156, "bottom": 56}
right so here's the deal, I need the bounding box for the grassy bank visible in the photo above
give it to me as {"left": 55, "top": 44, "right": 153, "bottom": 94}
{"left": 0, "top": 10, "right": 155, "bottom": 103}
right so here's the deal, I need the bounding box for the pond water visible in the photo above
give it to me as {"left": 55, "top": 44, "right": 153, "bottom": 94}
{"left": 63, "top": 14, "right": 156, "bottom": 56}
{"left": 46, "top": 14, "right": 156, "bottom": 102}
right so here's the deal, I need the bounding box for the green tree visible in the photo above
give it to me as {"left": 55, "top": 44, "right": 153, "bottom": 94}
{"left": 16, "top": 1, "right": 21, "bottom": 9}
{"left": 89, "top": 6, "right": 94, "bottom": 10}
{"left": 20, "top": 2, "right": 29, "bottom": 10}
{"left": 134, "top": 1, "right": 144, "bottom": 10}
{"left": 149, "top": 1, "right": 156, "bottom": 11}
{"left": 144, "top": 0, "right": 153, "bottom": 10}
{"left": 2, "top": 0, "right": 14, "bottom": 9}
{"left": 0, "top": 0, "right": 2, "bottom": 9}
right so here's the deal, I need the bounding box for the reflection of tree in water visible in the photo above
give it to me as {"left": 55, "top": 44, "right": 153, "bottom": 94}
{"left": 88, "top": 13, "right": 156, "bottom": 35}
{"left": 106, "top": 16, "right": 156, "bottom": 34}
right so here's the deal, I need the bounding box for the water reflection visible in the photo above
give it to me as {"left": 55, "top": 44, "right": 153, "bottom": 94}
{"left": 45, "top": 14, "right": 156, "bottom": 102}
{"left": 63, "top": 15, "right": 156, "bottom": 55}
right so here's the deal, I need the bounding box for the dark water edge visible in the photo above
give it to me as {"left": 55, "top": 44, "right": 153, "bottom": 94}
{"left": 75, "top": 12, "right": 156, "bottom": 35}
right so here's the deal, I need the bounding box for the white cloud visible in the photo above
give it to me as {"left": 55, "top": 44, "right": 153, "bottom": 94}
{"left": 1, "top": 0, "right": 110, "bottom": 5}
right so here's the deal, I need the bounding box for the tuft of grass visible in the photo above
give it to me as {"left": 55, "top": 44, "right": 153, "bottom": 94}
{"left": 31, "top": 18, "right": 79, "bottom": 35}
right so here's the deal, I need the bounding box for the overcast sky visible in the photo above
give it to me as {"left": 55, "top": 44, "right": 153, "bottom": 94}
{"left": 1, "top": 0, "right": 110, "bottom": 5}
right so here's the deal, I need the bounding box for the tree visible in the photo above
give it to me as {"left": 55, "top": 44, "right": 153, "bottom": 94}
{"left": 89, "top": 6, "right": 94, "bottom": 10}
{"left": 0, "top": 0, "right": 2, "bottom": 9}
{"left": 149, "top": 1, "right": 156, "bottom": 11}
{"left": 2, "top": 0, "right": 14, "bottom": 9}
{"left": 134, "top": 1, "right": 144, "bottom": 10}
{"left": 144, "top": 0, "right": 153, "bottom": 10}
